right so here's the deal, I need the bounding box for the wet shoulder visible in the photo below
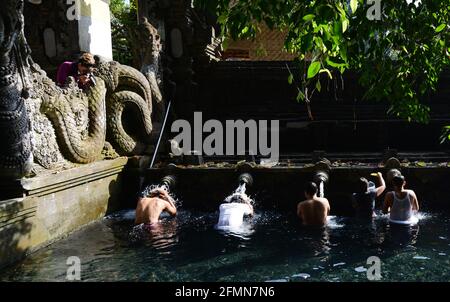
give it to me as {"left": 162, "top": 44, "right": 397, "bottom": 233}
{"left": 221, "top": 202, "right": 245, "bottom": 209}
{"left": 317, "top": 197, "right": 329, "bottom": 205}
{"left": 139, "top": 197, "right": 162, "bottom": 206}
{"left": 220, "top": 203, "right": 235, "bottom": 210}
{"left": 405, "top": 189, "right": 417, "bottom": 198}
{"left": 385, "top": 191, "right": 394, "bottom": 198}
{"left": 298, "top": 199, "right": 311, "bottom": 207}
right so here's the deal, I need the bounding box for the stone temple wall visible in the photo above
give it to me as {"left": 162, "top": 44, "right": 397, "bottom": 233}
{"left": 24, "top": 0, "right": 80, "bottom": 78}
{"left": 0, "top": 0, "right": 156, "bottom": 268}
{"left": 24, "top": 0, "right": 113, "bottom": 79}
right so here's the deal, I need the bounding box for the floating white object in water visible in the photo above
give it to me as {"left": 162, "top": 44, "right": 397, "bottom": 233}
{"left": 354, "top": 266, "right": 367, "bottom": 273}
{"left": 292, "top": 273, "right": 310, "bottom": 279}
{"left": 413, "top": 256, "right": 430, "bottom": 260}
{"left": 439, "top": 253, "right": 446, "bottom": 256}
{"left": 266, "top": 279, "right": 288, "bottom": 282}
{"left": 439, "top": 236, "right": 447, "bottom": 240}
{"left": 333, "top": 262, "right": 346, "bottom": 267}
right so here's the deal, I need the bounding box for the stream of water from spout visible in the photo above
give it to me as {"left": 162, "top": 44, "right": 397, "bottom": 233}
{"left": 319, "top": 181, "right": 324, "bottom": 198}
{"left": 224, "top": 183, "right": 252, "bottom": 204}
{"left": 236, "top": 183, "right": 246, "bottom": 194}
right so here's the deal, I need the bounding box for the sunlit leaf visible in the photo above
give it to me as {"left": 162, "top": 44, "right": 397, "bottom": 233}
{"left": 416, "top": 161, "right": 427, "bottom": 167}
{"left": 303, "top": 14, "right": 315, "bottom": 21}
{"left": 435, "top": 24, "right": 446, "bottom": 33}
{"left": 342, "top": 19, "right": 349, "bottom": 33}
{"left": 319, "top": 68, "right": 333, "bottom": 79}
{"left": 307, "top": 61, "right": 321, "bottom": 79}
{"left": 350, "top": 0, "right": 358, "bottom": 14}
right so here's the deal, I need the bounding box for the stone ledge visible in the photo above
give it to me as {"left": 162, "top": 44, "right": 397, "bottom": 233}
{"left": 0, "top": 157, "right": 129, "bottom": 270}
{"left": 20, "top": 157, "right": 128, "bottom": 197}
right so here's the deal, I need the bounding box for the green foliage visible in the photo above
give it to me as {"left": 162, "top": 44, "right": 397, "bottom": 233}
{"left": 110, "top": 0, "right": 138, "bottom": 66}
{"left": 194, "top": 0, "right": 450, "bottom": 127}
{"left": 441, "top": 125, "right": 450, "bottom": 144}
{"left": 307, "top": 61, "right": 321, "bottom": 79}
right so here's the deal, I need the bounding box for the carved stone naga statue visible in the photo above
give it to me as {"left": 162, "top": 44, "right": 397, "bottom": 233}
{"left": 0, "top": 0, "right": 159, "bottom": 179}
{"left": 131, "top": 16, "right": 166, "bottom": 127}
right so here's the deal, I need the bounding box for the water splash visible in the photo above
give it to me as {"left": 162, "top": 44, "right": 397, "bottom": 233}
{"left": 375, "top": 211, "right": 432, "bottom": 224}
{"left": 236, "top": 183, "right": 246, "bottom": 194}
{"left": 216, "top": 183, "right": 256, "bottom": 236}
{"left": 327, "top": 216, "right": 345, "bottom": 229}
{"left": 319, "top": 181, "right": 325, "bottom": 198}
{"left": 415, "top": 212, "right": 433, "bottom": 221}
{"left": 140, "top": 184, "right": 181, "bottom": 208}
{"left": 223, "top": 183, "right": 254, "bottom": 206}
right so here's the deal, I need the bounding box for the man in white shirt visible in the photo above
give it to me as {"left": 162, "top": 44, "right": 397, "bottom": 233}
{"left": 217, "top": 194, "right": 254, "bottom": 228}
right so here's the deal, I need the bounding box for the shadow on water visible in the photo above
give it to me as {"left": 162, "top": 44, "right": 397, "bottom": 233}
{"left": 106, "top": 179, "right": 125, "bottom": 215}
{"left": 0, "top": 198, "right": 34, "bottom": 271}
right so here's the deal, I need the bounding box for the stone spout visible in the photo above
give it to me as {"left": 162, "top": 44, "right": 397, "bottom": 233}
{"left": 160, "top": 175, "right": 176, "bottom": 191}
{"left": 238, "top": 173, "right": 253, "bottom": 187}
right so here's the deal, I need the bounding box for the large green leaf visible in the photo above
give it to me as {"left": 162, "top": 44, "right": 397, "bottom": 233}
{"left": 342, "top": 19, "right": 349, "bottom": 33}
{"left": 436, "top": 24, "right": 446, "bottom": 33}
{"left": 303, "top": 14, "right": 315, "bottom": 21}
{"left": 350, "top": 0, "right": 358, "bottom": 14}
{"left": 307, "top": 61, "right": 321, "bottom": 79}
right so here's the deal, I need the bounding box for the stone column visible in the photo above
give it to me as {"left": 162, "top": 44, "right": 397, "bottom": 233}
{"left": 77, "top": 0, "right": 113, "bottom": 60}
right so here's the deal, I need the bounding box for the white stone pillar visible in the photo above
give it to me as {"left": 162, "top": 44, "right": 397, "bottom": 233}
{"left": 78, "top": 0, "right": 113, "bottom": 60}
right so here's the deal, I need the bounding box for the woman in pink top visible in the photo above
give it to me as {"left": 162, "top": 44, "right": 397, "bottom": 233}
{"left": 56, "top": 52, "right": 96, "bottom": 90}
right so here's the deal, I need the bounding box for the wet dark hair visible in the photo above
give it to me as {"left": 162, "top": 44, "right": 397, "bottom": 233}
{"left": 148, "top": 189, "right": 168, "bottom": 201}
{"left": 304, "top": 182, "right": 318, "bottom": 196}
{"left": 148, "top": 191, "right": 161, "bottom": 198}
{"left": 392, "top": 175, "right": 405, "bottom": 188}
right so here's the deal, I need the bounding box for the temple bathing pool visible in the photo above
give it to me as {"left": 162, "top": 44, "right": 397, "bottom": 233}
{"left": 1, "top": 209, "right": 450, "bottom": 282}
